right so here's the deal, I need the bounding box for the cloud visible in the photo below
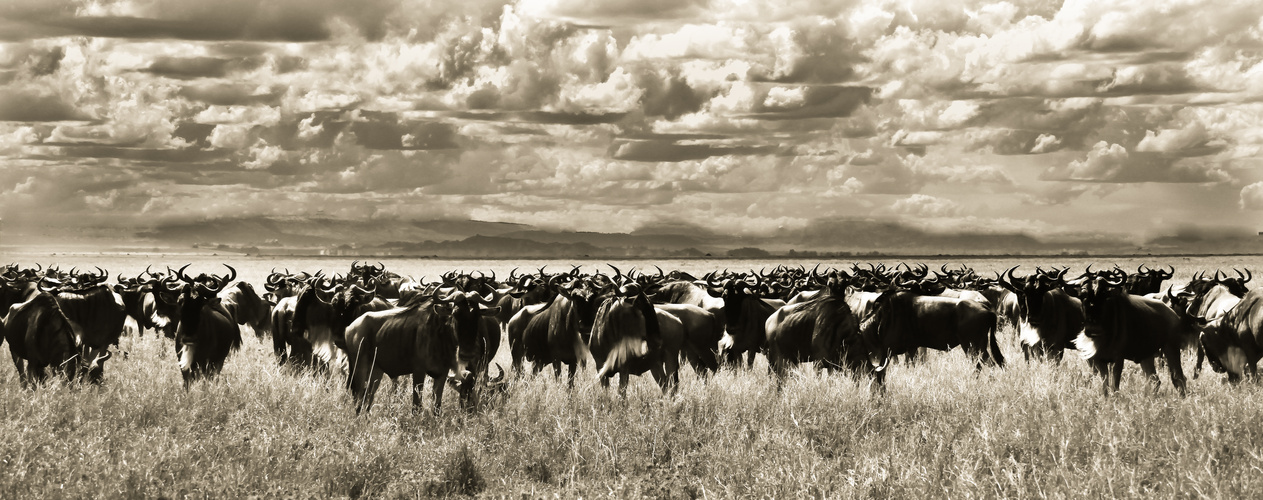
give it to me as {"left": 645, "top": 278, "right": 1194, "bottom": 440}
{"left": 1242, "top": 182, "right": 1263, "bottom": 210}
{"left": 890, "top": 194, "right": 963, "bottom": 218}
{"left": 0, "top": 87, "right": 90, "bottom": 121}
{"left": 1042, "top": 141, "right": 1232, "bottom": 183}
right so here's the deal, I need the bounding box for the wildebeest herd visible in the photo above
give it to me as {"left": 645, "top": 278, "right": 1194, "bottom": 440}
{"left": 2, "top": 261, "right": 1259, "bottom": 414}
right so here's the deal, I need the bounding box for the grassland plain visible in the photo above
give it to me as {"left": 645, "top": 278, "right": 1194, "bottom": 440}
{"left": 2, "top": 255, "right": 1262, "bottom": 498}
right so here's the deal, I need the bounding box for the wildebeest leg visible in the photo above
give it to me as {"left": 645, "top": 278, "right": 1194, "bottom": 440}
{"left": 551, "top": 361, "right": 562, "bottom": 381}
{"left": 1139, "top": 357, "right": 1161, "bottom": 395}
{"left": 566, "top": 362, "right": 578, "bottom": 389}
{"left": 429, "top": 372, "right": 447, "bottom": 416}
{"left": 1164, "top": 347, "right": 1187, "bottom": 396}
{"left": 510, "top": 335, "right": 524, "bottom": 377}
{"left": 349, "top": 360, "right": 383, "bottom": 414}
{"left": 1107, "top": 360, "right": 1124, "bottom": 394}
{"left": 1193, "top": 343, "right": 1205, "bottom": 379}
{"left": 1088, "top": 357, "right": 1109, "bottom": 393}
{"left": 618, "top": 371, "right": 630, "bottom": 398}
{"left": 746, "top": 349, "right": 757, "bottom": 369}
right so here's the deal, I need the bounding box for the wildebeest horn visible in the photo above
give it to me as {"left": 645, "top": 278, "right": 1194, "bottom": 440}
{"left": 177, "top": 264, "right": 192, "bottom": 283}
{"left": 608, "top": 264, "right": 622, "bottom": 281}
{"left": 655, "top": 265, "right": 665, "bottom": 278}
{"left": 351, "top": 260, "right": 362, "bottom": 271}
{"left": 1162, "top": 265, "right": 1174, "bottom": 278}
{"left": 1242, "top": 268, "right": 1252, "bottom": 283}
{"left": 1214, "top": 269, "right": 1224, "bottom": 283}
{"left": 1105, "top": 270, "right": 1127, "bottom": 287}
{"left": 374, "top": 262, "right": 384, "bottom": 272}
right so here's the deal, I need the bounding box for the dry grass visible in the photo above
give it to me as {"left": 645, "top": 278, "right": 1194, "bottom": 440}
{"left": 2, "top": 323, "right": 1262, "bottom": 499}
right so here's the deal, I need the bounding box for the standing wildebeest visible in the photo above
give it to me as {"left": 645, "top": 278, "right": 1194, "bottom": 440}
{"left": 445, "top": 290, "right": 503, "bottom": 410}
{"left": 507, "top": 274, "right": 599, "bottom": 385}
{"left": 1192, "top": 289, "right": 1263, "bottom": 383}
{"left": 1073, "top": 271, "right": 1188, "bottom": 395}
{"left": 588, "top": 282, "right": 683, "bottom": 396}
{"left": 218, "top": 281, "right": 272, "bottom": 338}
{"left": 172, "top": 265, "right": 243, "bottom": 388}
{"left": 653, "top": 303, "right": 721, "bottom": 376}
{"left": 708, "top": 273, "right": 784, "bottom": 368}
{"left": 998, "top": 266, "right": 1084, "bottom": 361}
{"left": 863, "top": 289, "right": 1006, "bottom": 371}
{"left": 293, "top": 277, "right": 391, "bottom": 374}
{"left": 343, "top": 293, "right": 469, "bottom": 415}
{"left": 764, "top": 274, "right": 876, "bottom": 387}
{"left": 4, "top": 291, "right": 79, "bottom": 387}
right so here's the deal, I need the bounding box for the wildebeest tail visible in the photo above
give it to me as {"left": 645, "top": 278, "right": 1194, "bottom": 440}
{"left": 987, "top": 312, "right": 1005, "bottom": 367}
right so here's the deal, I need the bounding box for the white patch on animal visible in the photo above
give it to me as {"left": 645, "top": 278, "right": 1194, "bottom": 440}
{"left": 1071, "top": 330, "right": 1096, "bottom": 360}
{"left": 1018, "top": 321, "right": 1041, "bottom": 347}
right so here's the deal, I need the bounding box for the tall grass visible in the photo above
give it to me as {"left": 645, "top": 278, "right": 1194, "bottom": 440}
{"left": 2, "top": 322, "right": 1261, "bottom": 499}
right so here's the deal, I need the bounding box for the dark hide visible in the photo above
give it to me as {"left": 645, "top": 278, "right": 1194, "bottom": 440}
{"left": 868, "top": 291, "right": 1005, "bottom": 370}
{"left": 448, "top": 293, "right": 502, "bottom": 410}
{"left": 1075, "top": 285, "right": 1187, "bottom": 395}
{"left": 508, "top": 292, "right": 592, "bottom": 386}
{"left": 1022, "top": 289, "right": 1085, "bottom": 361}
{"left": 764, "top": 293, "right": 872, "bottom": 387}
{"left": 292, "top": 286, "right": 391, "bottom": 374}
{"left": 654, "top": 303, "right": 721, "bottom": 376}
{"left": 219, "top": 282, "right": 272, "bottom": 337}
{"left": 344, "top": 298, "right": 459, "bottom": 415}
{"left": 589, "top": 294, "right": 680, "bottom": 395}
{"left": 4, "top": 293, "right": 78, "bottom": 387}
{"left": 269, "top": 296, "right": 313, "bottom": 367}
{"left": 54, "top": 285, "right": 127, "bottom": 384}
{"left": 174, "top": 289, "right": 242, "bottom": 388}
{"left": 1197, "top": 289, "right": 1263, "bottom": 383}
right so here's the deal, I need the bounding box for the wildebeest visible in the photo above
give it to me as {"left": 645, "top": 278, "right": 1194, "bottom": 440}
{"left": 172, "top": 265, "right": 243, "bottom": 388}
{"left": 1192, "top": 289, "right": 1263, "bottom": 383}
{"left": 707, "top": 273, "right": 784, "bottom": 368}
{"left": 293, "top": 277, "right": 391, "bottom": 374}
{"left": 998, "top": 266, "right": 1084, "bottom": 361}
{"left": 507, "top": 275, "right": 599, "bottom": 385}
{"left": 588, "top": 283, "right": 682, "bottom": 395}
{"left": 763, "top": 274, "right": 876, "bottom": 387}
{"left": 1073, "top": 271, "right": 1189, "bottom": 395}
{"left": 343, "top": 293, "right": 463, "bottom": 414}
{"left": 444, "top": 290, "right": 503, "bottom": 410}
{"left": 4, "top": 291, "right": 79, "bottom": 387}
{"left": 218, "top": 281, "right": 272, "bottom": 338}
{"left": 863, "top": 289, "right": 1006, "bottom": 371}
{"left": 653, "top": 303, "right": 721, "bottom": 376}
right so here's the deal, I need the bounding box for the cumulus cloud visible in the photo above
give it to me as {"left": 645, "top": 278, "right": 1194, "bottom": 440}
{"left": 2, "top": 0, "right": 1262, "bottom": 240}
{"left": 890, "top": 194, "right": 963, "bottom": 218}
{"left": 1242, "top": 182, "right": 1263, "bottom": 210}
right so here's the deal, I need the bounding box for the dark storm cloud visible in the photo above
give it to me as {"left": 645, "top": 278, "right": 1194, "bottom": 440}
{"left": 0, "top": 88, "right": 90, "bottom": 121}
{"left": 2, "top": 0, "right": 399, "bottom": 42}
{"left": 141, "top": 56, "right": 266, "bottom": 80}
{"left": 177, "top": 83, "right": 286, "bottom": 106}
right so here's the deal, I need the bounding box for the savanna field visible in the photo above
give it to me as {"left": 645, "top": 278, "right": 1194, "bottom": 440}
{"left": 3, "top": 255, "right": 1263, "bottom": 499}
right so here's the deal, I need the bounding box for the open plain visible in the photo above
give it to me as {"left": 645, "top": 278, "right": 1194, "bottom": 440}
{"left": 2, "top": 255, "right": 1262, "bottom": 498}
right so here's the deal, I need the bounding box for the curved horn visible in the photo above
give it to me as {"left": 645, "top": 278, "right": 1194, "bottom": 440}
{"left": 220, "top": 264, "right": 237, "bottom": 287}
{"left": 1163, "top": 265, "right": 1174, "bottom": 278}
{"left": 1214, "top": 269, "right": 1224, "bottom": 283}
{"left": 176, "top": 264, "right": 192, "bottom": 283}
{"left": 374, "top": 261, "right": 385, "bottom": 272}
{"left": 1243, "top": 268, "right": 1252, "bottom": 283}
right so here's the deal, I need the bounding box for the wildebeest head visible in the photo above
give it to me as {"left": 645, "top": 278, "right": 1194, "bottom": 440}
{"left": 1212, "top": 268, "right": 1252, "bottom": 297}
{"left": 998, "top": 266, "right": 1068, "bottom": 327}
{"left": 1077, "top": 268, "right": 1127, "bottom": 325}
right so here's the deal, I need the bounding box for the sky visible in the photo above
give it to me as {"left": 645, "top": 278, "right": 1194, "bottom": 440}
{"left": 1, "top": 0, "right": 1261, "bottom": 243}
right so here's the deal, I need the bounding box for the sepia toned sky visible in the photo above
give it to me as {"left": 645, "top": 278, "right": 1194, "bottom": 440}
{"left": 1, "top": 0, "right": 1261, "bottom": 241}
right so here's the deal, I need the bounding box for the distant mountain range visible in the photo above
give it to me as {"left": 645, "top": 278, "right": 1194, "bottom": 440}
{"left": 5, "top": 216, "right": 1261, "bottom": 256}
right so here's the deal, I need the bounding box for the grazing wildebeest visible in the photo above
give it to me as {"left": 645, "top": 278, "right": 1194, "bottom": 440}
{"left": 172, "top": 265, "right": 243, "bottom": 388}
{"left": 1192, "top": 289, "right": 1263, "bottom": 383}
{"left": 1073, "top": 271, "right": 1188, "bottom": 395}
{"left": 708, "top": 273, "right": 784, "bottom": 368}
{"left": 343, "top": 293, "right": 463, "bottom": 415}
